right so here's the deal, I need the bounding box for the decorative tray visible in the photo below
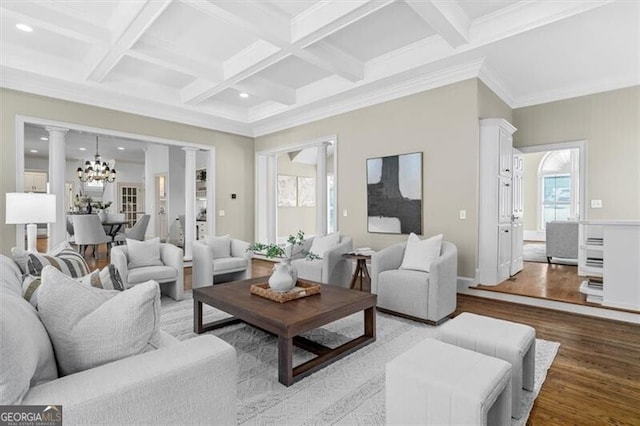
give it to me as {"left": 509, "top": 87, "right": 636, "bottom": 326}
{"left": 250, "top": 280, "right": 321, "bottom": 303}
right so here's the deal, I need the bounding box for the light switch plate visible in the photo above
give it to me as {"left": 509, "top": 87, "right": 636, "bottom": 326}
{"left": 459, "top": 209, "right": 467, "bottom": 220}
{"left": 219, "top": 210, "right": 226, "bottom": 216}
{"left": 343, "top": 209, "right": 348, "bottom": 217}
{"left": 591, "top": 199, "right": 603, "bottom": 208}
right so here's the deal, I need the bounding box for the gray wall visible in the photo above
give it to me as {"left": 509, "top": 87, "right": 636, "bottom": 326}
{"left": 256, "top": 79, "right": 481, "bottom": 278}
{"left": 0, "top": 88, "right": 255, "bottom": 255}
{"left": 513, "top": 86, "right": 640, "bottom": 220}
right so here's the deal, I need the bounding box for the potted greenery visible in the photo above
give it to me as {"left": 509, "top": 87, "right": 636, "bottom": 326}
{"left": 92, "top": 200, "right": 113, "bottom": 222}
{"left": 249, "top": 230, "right": 319, "bottom": 292}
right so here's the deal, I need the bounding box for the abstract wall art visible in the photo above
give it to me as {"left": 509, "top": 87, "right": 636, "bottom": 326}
{"left": 367, "top": 152, "right": 422, "bottom": 234}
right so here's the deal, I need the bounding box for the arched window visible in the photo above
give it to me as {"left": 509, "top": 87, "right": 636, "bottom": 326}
{"left": 538, "top": 149, "right": 579, "bottom": 230}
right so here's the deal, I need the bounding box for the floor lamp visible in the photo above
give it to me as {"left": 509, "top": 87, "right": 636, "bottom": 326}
{"left": 5, "top": 192, "right": 57, "bottom": 252}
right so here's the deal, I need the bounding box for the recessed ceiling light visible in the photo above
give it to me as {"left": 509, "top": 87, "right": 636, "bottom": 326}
{"left": 40, "top": 137, "right": 48, "bottom": 141}
{"left": 239, "top": 92, "right": 249, "bottom": 98}
{"left": 117, "top": 147, "right": 125, "bottom": 150}
{"left": 79, "top": 147, "right": 87, "bottom": 151}
{"left": 29, "top": 149, "right": 38, "bottom": 153}
{"left": 16, "top": 23, "right": 33, "bottom": 33}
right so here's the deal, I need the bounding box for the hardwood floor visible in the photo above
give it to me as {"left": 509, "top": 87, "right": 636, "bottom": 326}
{"left": 36, "top": 238, "right": 640, "bottom": 424}
{"left": 475, "top": 261, "right": 588, "bottom": 305}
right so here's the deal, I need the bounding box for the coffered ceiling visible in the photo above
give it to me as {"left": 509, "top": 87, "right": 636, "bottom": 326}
{"left": 1, "top": 1, "right": 637, "bottom": 137}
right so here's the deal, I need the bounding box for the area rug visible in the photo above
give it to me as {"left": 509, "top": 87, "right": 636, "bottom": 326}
{"left": 523, "top": 242, "right": 578, "bottom": 265}
{"left": 161, "top": 293, "right": 559, "bottom": 425}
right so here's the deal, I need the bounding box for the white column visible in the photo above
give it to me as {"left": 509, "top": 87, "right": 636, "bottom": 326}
{"left": 183, "top": 147, "right": 198, "bottom": 260}
{"left": 144, "top": 148, "right": 156, "bottom": 238}
{"left": 266, "top": 154, "right": 277, "bottom": 243}
{"left": 316, "top": 143, "right": 328, "bottom": 236}
{"left": 206, "top": 148, "right": 216, "bottom": 237}
{"left": 46, "top": 126, "right": 68, "bottom": 248}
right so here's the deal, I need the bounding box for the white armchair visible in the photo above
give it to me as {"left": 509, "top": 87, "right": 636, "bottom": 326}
{"left": 291, "top": 234, "right": 353, "bottom": 287}
{"left": 192, "top": 236, "right": 252, "bottom": 288}
{"left": 111, "top": 243, "right": 184, "bottom": 301}
{"left": 371, "top": 240, "right": 457, "bottom": 325}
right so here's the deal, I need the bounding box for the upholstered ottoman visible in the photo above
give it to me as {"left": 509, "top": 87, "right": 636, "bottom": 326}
{"left": 386, "top": 338, "right": 512, "bottom": 425}
{"left": 439, "top": 312, "right": 536, "bottom": 419}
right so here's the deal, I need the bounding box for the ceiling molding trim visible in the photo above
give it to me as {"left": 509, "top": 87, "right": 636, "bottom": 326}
{"left": 477, "top": 62, "right": 516, "bottom": 108}
{"left": 252, "top": 59, "right": 484, "bottom": 137}
{"left": 512, "top": 77, "right": 640, "bottom": 109}
{"left": 0, "top": 67, "right": 253, "bottom": 137}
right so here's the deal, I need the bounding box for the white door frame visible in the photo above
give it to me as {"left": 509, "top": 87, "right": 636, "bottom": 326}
{"left": 255, "top": 135, "right": 338, "bottom": 244}
{"left": 14, "top": 115, "right": 216, "bottom": 251}
{"left": 519, "top": 140, "right": 587, "bottom": 240}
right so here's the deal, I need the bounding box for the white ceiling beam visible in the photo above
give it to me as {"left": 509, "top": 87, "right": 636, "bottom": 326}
{"left": 405, "top": 0, "right": 470, "bottom": 48}
{"left": 292, "top": 0, "right": 395, "bottom": 46}
{"left": 131, "top": 38, "right": 224, "bottom": 82}
{"left": 180, "top": 0, "right": 365, "bottom": 104}
{"left": 235, "top": 76, "right": 297, "bottom": 105}
{"left": 0, "top": 1, "right": 111, "bottom": 44}
{"left": 299, "top": 42, "right": 364, "bottom": 81}
{"left": 86, "top": 0, "right": 173, "bottom": 83}
{"left": 182, "top": 41, "right": 289, "bottom": 104}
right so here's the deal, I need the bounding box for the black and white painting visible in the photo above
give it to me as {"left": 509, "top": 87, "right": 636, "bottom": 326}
{"left": 367, "top": 152, "right": 422, "bottom": 234}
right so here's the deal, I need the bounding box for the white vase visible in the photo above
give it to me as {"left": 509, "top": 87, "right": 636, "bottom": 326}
{"left": 269, "top": 262, "right": 295, "bottom": 292}
{"left": 97, "top": 210, "right": 108, "bottom": 223}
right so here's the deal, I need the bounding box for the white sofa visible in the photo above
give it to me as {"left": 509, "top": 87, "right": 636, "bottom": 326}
{"left": 0, "top": 254, "right": 237, "bottom": 424}
{"left": 291, "top": 234, "right": 353, "bottom": 287}
{"left": 192, "top": 237, "right": 252, "bottom": 288}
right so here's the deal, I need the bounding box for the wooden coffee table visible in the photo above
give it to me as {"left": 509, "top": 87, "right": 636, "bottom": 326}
{"left": 193, "top": 277, "right": 377, "bottom": 386}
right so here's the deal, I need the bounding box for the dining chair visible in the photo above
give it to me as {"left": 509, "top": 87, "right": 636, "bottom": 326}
{"left": 72, "top": 214, "right": 112, "bottom": 258}
{"left": 113, "top": 214, "right": 150, "bottom": 245}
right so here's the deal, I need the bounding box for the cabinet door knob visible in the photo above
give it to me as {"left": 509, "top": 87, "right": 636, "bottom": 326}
{"left": 504, "top": 229, "right": 510, "bottom": 233}
{"left": 505, "top": 168, "right": 510, "bottom": 172}
{"left": 505, "top": 183, "right": 510, "bottom": 187}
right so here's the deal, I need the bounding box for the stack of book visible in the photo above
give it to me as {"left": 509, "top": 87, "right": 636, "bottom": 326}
{"left": 585, "top": 257, "right": 604, "bottom": 267}
{"left": 586, "top": 276, "right": 603, "bottom": 290}
{"left": 586, "top": 237, "right": 604, "bottom": 246}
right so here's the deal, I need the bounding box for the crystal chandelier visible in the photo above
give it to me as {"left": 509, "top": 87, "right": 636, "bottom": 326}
{"left": 77, "top": 136, "right": 116, "bottom": 183}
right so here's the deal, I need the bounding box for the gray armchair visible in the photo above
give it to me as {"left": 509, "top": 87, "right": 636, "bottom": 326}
{"left": 291, "top": 234, "right": 353, "bottom": 287}
{"left": 546, "top": 221, "right": 579, "bottom": 263}
{"left": 192, "top": 237, "right": 252, "bottom": 288}
{"left": 114, "top": 214, "right": 150, "bottom": 245}
{"left": 111, "top": 243, "right": 184, "bottom": 300}
{"left": 371, "top": 241, "right": 457, "bottom": 325}
{"left": 72, "top": 214, "right": 112, "bottom": 258}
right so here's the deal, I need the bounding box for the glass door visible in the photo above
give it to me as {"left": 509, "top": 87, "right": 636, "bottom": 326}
{"left": 118, "top": 183, "right": 145, "bottom": 228}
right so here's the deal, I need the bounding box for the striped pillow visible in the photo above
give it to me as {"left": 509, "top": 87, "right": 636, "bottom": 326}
{"left": 27, "top": 249, "right": 90, "bottom": 278}
{"left": 22, "top": 265, "right": 125, "bottom": 307}
{"left": 76, "top": 265, "right": 125, "bottom": 291}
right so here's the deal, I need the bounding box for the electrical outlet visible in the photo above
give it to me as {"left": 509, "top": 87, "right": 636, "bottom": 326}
{"left": 219, "top": 210, "right": 225, "bottom": 216}
{"left": 591, "top": 199, "right": 603, "bottom": 208}
{"left": 459, "top": 209, "right": 467, "bottom": 220}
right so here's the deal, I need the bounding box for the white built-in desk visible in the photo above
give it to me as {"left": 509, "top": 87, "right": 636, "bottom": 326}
{"left": 579, "top": 221, "right": 640, "bottom": 311}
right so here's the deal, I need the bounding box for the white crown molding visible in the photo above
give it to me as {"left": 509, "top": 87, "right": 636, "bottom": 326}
{"left": 512, "top": 76, "right": 640, "bottom": 109}
{"left": 0, "top": 66, "right": 254, "bottom": 137}
{"left": 252, "top": 59, "right": 485, "bottom": 137}
{"left": 477, "top": 62, "right": 516, "bottom": 108}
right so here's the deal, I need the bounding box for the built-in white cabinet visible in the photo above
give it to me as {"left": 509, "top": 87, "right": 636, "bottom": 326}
{"left": 579, "top": 221, "right": 640, "bottom": 310}
{"left": 478, "top": 118, "right": 518, "bottom": 285}
{"left": 24, "top": 171, "right": 48, "bottom": 192}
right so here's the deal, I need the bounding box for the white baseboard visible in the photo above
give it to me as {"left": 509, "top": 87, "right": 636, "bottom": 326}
{"left": 457, "top": 276, "right": 475, "bottom": 292}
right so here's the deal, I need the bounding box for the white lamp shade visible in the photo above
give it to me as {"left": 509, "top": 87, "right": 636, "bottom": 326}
{"left": 5, "top": 193, "right": 57, "bottom": 224}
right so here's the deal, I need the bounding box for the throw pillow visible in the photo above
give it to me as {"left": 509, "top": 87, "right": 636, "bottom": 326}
{"left": 309, "top": 232, "right": 340, "bottom": 259}
{"left": 399, "top": 233, "right": 443, "bottom": 273}
{"left": 0, "top": 293, "right": 58, "bottom": 404}
{"left": 26, "top": 248, "right": 90, "bottom": 278}
{"left": 204, "top": 234, "right": 231, "bottom": 259}
{"left": 127, "top": 237, "right": 163, "bottom": 268}
{"left": 22, "top": 265, "right": 126, "bottom": 308}
{"left": 37, "top": 266, "right": 162, "bottom": 376}
{"left": 11, "top": 241, "right": 73, "bottom": 275}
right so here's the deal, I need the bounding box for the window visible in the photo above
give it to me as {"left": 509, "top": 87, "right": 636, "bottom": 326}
{"left": 538, "top": 149, "right": 579, "bottom": 230}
